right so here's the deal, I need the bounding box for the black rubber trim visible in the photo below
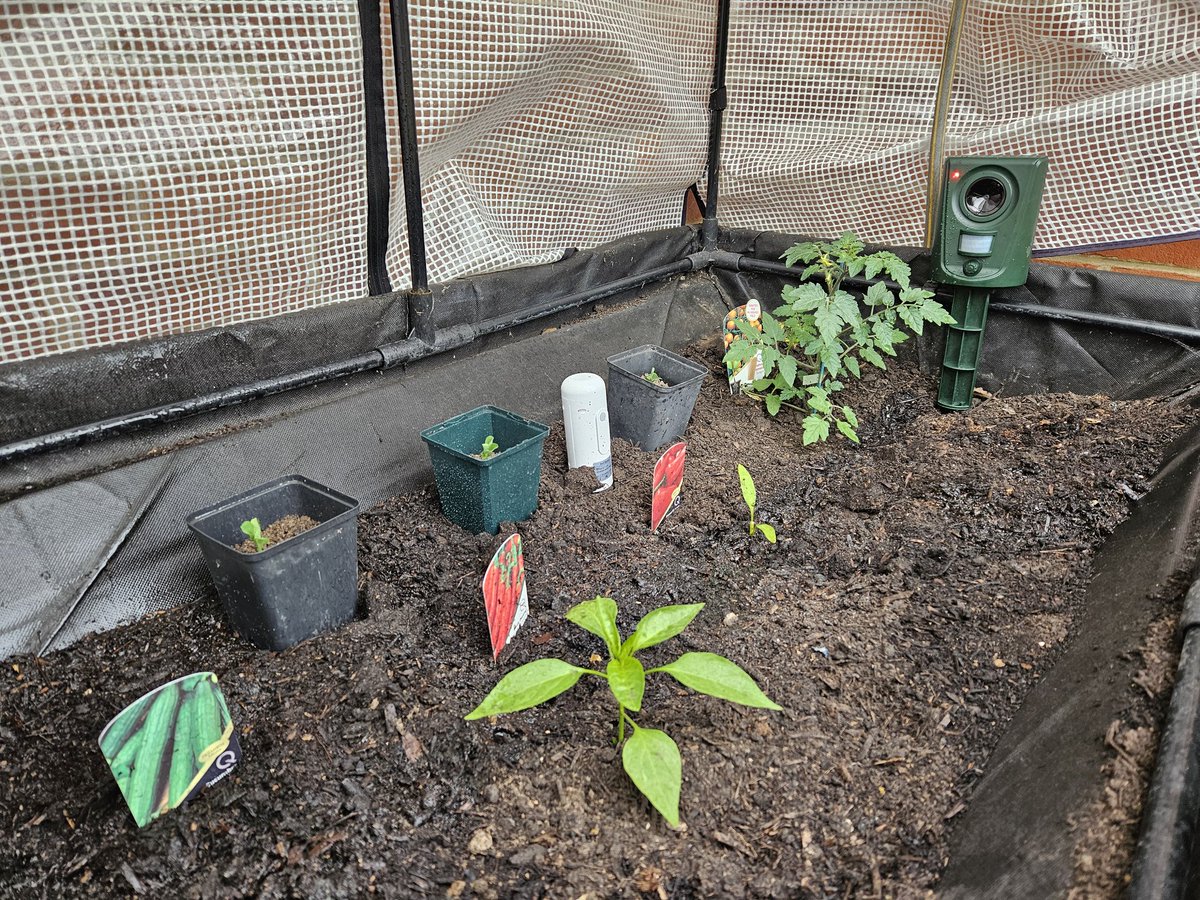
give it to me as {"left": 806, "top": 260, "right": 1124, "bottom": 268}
{"left": 355, "top": 0, "right": 393, "bottom": 296}
{"left": 1129, "top": 579, "right": 1200, "bottom": 900}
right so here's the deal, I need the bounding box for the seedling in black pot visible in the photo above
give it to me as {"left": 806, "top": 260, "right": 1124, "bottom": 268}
{"left": 240, "top": 517, "right": 269, "bottom": 552}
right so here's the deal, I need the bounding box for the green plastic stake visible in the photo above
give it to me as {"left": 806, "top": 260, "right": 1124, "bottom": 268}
{"left": 937, "top": 285, "right": 991, "bottom": 411}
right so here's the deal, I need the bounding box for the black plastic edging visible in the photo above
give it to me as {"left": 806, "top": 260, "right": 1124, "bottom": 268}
{"left": 355, "top": 0, "right": 393, "bottom": 296}
{"left": 701, "top": 0, "right": 732, "bottom": 250}
{"left": 6, "top": 240, "right": 1197, "bottom": 466}
{"left": 989, "top": 302, "right": 1200, "bottom": 344}
{"left": 0, "top": 259, "right": 698, "bottom": 465}
{"left": 1032, "top": 229, "right": 1200, "bottom": 258}
{"left": 1129, "top": 579, "right": 1200, "bottom": 899}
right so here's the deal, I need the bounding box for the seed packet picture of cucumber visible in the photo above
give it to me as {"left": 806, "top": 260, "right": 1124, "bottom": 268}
{"left": 98, "top": 671, "right": 241, "bottom": 828}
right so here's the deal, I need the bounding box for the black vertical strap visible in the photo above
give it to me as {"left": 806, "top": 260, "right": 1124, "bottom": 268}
{"left": 355, "top": 0, "right": 392, "bottom": 295}
{"left": 388, "top": 0, "right": 429, "bottom": 293}
{"left": 701, "top": 0, "right": 733, "bottom": 250}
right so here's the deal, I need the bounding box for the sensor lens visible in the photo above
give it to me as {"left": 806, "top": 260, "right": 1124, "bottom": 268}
{"left": 964, "top": 177, "right": 1006, "bottom": 217}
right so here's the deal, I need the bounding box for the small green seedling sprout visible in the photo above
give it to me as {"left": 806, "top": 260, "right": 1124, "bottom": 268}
{"left": 480, "top": 435, "right": 500, "bottom": 460}
{"left": 466, "top": 596, "right": 780, "bottom": 827}
{"left": 240, "top": 517, "right": 269, "bottom": 552}
{"left": 643, "top": 368, "right": 666, "bottom": 386}
{"left": 737, "top": 464, "right": 776, "bottom": 543}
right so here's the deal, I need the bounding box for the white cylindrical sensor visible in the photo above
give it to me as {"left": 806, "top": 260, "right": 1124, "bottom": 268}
{"left": 561, "top": 372, "right": 613, "bottom": 490}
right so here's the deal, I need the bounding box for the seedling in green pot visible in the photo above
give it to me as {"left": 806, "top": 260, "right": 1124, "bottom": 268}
{"left": 240, "top": 517, "right": 269, "bottom": 552}
{"left": 479, "top": 435, "right": 500, "bottom": 460}
{"left": 737, "top": 464, "right": 776, "bottom": 543}
{"left": 466, "top": 596, "right": 780, "bottom": 826}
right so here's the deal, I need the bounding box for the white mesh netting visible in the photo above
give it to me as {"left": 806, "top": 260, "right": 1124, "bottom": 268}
{"left": 719, "top": 0, "right": 1200, "bottom": 251}
{"left": 381, "top": 0, "right": 714, "bottom": 288}
{"left": 3, "top": 1, "right": 1199, "bottom": 367}
{"left": 0, "top": 3, "right": 369, "bottom": 364}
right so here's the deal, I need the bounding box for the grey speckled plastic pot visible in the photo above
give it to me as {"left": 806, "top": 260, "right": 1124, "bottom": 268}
{"left": 607, "top": 345, "right": 707, "bottom": 452}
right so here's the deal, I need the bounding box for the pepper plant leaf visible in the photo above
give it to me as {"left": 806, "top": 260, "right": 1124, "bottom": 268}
{"left": 465, "top": 659, "right": 588, "bottom": 719}
{"left": 622, "top": 602, "right": 705, "bottom": 657}
{"left": 565, "top": 596, "right": 621, "bottom": 657}
{"left": 607, "top": 656, "right": 646, "bottom": 712}
{"left": 656, "top": 652, "right": 781, "bottom": 710}
{"left": 622, "top": 726, "right": 682, "bottom": 827}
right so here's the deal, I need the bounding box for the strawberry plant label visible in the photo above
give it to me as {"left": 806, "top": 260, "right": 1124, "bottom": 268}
{"left": 651, "top": 441, "right": 687, "bottom": 532}
{"left": 98, "top": 671, "right": 241, "bottom": 828}
{"left": 723, "top": 304, "right": 764, "bottom": 392}
{"left": 482, "top": 533, "right": 529, "bottom": 660}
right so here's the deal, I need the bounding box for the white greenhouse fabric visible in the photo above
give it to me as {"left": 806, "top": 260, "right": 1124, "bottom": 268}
{"left": 0, "top": 3, "right": 369, "bottom": 363}
{"left": 2, "top": 0, "right": 1198, "bottom": 365}
{"left": 719, "top": 0, "right": 1200, "bottom": 251}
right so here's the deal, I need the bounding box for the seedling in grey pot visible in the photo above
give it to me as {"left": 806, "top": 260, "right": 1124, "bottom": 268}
{"left": 240, "top": 517, "right": 269, "bottom": 552}
{"left": 643, "top": 368, "right": 667, "bottom": 386}
{"left": 466, "top": 596, "right": 781, "bottom": 826}
{"left": 737, "top": 464, "right": 776, "bottom": 543}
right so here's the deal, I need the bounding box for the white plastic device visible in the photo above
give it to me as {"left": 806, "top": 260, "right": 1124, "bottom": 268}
{"left": 560, "top": 372, "right": 613, "bottom": 491}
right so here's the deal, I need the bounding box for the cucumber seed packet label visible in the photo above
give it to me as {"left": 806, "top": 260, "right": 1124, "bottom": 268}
{"left": 98, "top": 671, "right": 237, "bottom": 827}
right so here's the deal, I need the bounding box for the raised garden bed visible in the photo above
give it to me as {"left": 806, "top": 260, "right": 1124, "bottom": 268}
{"left": 0, "top": 343, "right": 1194, "bottom": 897}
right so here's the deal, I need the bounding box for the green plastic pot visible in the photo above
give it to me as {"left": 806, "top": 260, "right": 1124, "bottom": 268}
{"left": 421, "top": 405, "right": 550, "bottom": 534}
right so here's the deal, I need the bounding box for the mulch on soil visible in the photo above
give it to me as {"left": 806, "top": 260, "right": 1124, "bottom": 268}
{"left": 1, "top": 341, "right": 1195, "bottom": 899}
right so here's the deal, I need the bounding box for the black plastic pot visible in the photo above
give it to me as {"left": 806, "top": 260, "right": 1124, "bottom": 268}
{"left": 607, "top": 345, "right": 708, "bottom": 452}
{"left": 186, "top": 475, "right": 361, "bottom": 651}
{"left": 421, "top": 405, "right": 550, "bottom": 535}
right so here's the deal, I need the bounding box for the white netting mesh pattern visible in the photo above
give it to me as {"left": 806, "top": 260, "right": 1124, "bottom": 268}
{"left": 0, "top": 2, "right": 368, "bottom": 364}
{"left": 382, "top": 0, "right": 715, "bottom": 288}
{"left": 719, "top": 0, "right": 1200, "bottom": 251}
{"left": 3, "top": 1, "right": 1198, "bottom": 367}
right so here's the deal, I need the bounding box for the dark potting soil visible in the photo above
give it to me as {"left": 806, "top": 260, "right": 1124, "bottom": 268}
{"left": 235, "top": 515, "right": 320, "bottom": 555}
{"left": 1, "top": 341, "right": 1196, "bottom": 899}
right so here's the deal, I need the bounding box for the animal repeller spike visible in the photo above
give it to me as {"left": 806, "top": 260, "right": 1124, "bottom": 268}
{"left": 561, "top": 373, "right": 613, "bottom": 491}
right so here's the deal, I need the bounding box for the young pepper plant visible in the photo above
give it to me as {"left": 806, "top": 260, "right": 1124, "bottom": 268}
{"left": 723, "top": 231, "right": 955, "bottom": 444}
{"left": 737, "top": 464, "right": 776, "bottom": 543}
{"left": 465, "top": 596, "right": 780, "bottom": 826}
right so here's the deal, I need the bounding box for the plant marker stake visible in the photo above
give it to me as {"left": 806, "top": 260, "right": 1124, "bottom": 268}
{"left": 482, "top": 533, "right": 529, "bottom": 661}
{"left": 98, "top": 672, "right": 241, "bottom": 828}
{"left": 651, "top": 442, "right": 687, "bottom": 532}
{"left": 723, "top": 302, "right": 764, "bottom": 393}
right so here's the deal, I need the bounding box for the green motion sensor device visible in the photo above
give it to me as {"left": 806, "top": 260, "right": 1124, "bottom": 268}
{"left": 932, "top": 156, "right": 1048, "bottom": 410}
